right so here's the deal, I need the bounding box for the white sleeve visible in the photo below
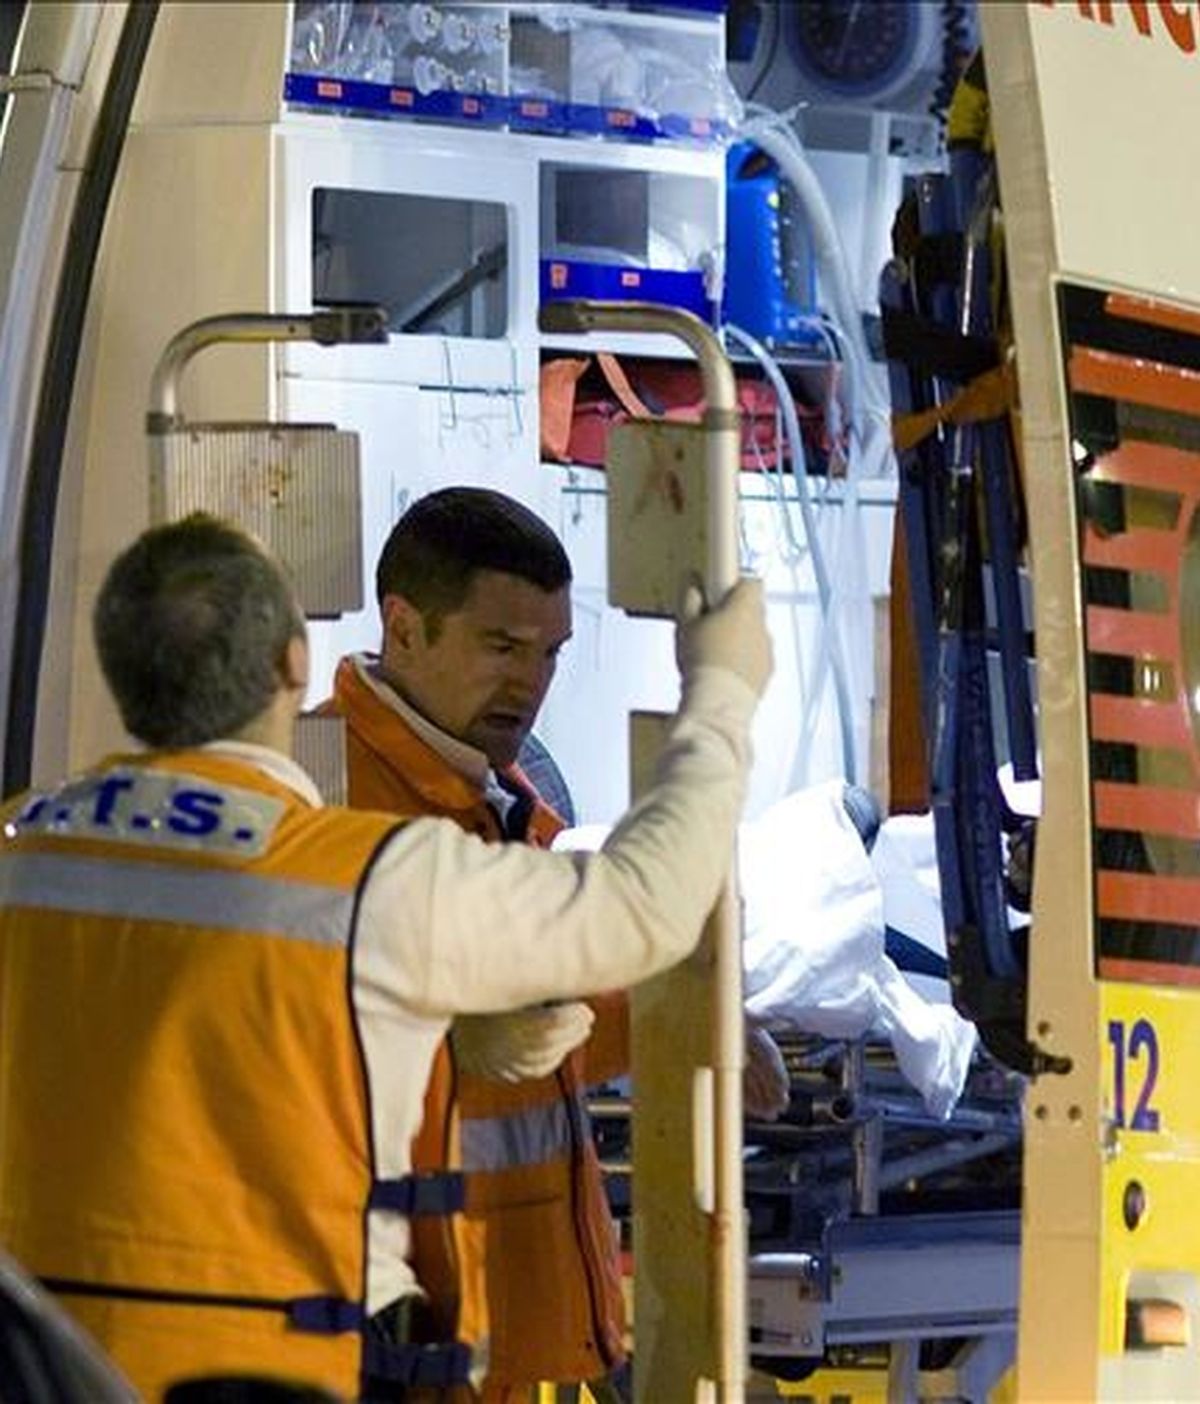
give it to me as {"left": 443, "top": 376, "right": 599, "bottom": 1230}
{"left": 353, "top": 666, "right": 755, "bottom": 1017}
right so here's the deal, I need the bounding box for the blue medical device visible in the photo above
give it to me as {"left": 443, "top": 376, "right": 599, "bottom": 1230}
{"left": 723, "top": 141, "right": 819, "bottom": 348}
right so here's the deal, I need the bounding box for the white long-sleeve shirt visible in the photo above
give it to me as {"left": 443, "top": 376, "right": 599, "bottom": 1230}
{"left": 211, "top": 663, "right": 755, "bottom": 1308}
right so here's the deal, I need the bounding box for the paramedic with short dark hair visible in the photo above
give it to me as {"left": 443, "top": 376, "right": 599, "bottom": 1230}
{"left": 323, "top": 486, "right": 627, "bottom": 1402}
{"left": 0, "top": 513, "right": 771, "bottom": 1402}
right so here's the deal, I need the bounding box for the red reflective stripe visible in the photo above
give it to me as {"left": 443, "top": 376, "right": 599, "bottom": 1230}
{"left": 1089, "top": 694, "right": 1192, "bottom": 748}
{"left": 1090, "top": 440, "right": 1200, "bottom": 497}
{"left": 1094, "top": 781, "right": 1200, "bottom": 839}
{"left": 1087, "top": 605, "right": 1177, "bottom": 657}
{"left": 1105, "top": 292, "right": 1200, "bottom": 338}
{"left": 1097, "top": 870, "right": 1200, "bottom": 926}
{"left": 1070, "top": 347, "right": 1200, "bottom": 418}
{"left": 1099, "top": 956, "right": 1200, "bottom": 985}
{"left": 1082, "top": 523, "right": 1180, "bottom": 580}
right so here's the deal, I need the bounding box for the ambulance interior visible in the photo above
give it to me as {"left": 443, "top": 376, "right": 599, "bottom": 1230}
{"left": 0, "top": 1, "right": 1053, "bottom": 1397}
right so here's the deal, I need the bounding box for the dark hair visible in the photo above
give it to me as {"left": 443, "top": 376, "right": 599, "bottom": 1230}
{"left": 93, "top": 514, "right": 306, "bottom": 748}
{"left": 375, "top": 488, "right": 571, "bottom": 632}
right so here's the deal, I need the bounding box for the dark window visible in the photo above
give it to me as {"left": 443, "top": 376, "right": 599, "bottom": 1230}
{"left": 312, "top": 186, "right": 508, "bottom": 338}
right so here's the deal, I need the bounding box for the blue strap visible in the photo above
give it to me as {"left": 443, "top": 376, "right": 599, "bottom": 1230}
{"left": 286, "top": 1295, "right": 364, "bottom": 1334}
{"left": 363, "top": 1336, "right": 473, "bottom": 1388}
{"left": 289, "top": 1296, "right": 473, "bottom": 1389}
{"left": 369, "top": 1171, "right": 465, "bottom": 1215}
{"left": 884, "top": 925, "right": 949, "bottom": 981}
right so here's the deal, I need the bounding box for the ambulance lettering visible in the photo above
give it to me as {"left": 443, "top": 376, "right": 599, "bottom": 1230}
{"left": 1036, "top": 1, "right": 1198, "bottom": 56}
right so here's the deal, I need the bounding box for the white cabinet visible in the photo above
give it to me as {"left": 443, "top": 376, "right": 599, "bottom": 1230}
{"left": 275, "top": 117, "right": 541, "bottom": 390}
{"left": 269, "top": 6, "right": 729, "bottom": 719}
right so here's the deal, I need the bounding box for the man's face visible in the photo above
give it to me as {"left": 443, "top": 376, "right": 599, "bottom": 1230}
{"left": 382, "top": 569, "right": 572, "bottom": 768}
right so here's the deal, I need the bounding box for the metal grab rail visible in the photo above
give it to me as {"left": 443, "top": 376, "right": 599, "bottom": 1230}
{"left": 540, "top": 299, "right": 745, "bottom": 1403}
{"left": 146, "top": 307, "right": 388, "bottom": 433}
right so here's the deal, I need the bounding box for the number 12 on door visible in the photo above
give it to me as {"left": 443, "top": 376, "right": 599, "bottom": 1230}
{"left": 1107, "top": 1018, "right": 1161, "bottom": 1133}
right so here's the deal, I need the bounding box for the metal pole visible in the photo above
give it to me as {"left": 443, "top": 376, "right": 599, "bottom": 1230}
{"left": 540, "top": 300, "right": 745, "bottom": 1401}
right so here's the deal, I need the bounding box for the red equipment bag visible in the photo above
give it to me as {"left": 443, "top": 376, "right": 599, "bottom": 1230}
{"left": 540, "top": 353, "right": 813, "bottom": 470}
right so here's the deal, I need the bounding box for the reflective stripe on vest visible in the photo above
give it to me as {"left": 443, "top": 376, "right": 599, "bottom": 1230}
{"left": 459, "top": 1093, "right": 590, "bottom": 1174}
{"left": 0, "top": 851, "right": 354, "bottom": 947}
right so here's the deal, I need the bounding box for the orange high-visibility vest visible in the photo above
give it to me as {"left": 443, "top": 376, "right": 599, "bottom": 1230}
{"left": 0, "top": 750, "right": 467, "bottom": 1401}
{"left": 326, "top": 658, "right": 629, "bottom": 1388}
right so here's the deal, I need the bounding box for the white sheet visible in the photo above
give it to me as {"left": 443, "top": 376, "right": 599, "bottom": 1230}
{"left": 557, "top": 782, "right": 978, "bottom": 1119}
{"left": 739, "top": 782, "right": 975, "bottom": 1119}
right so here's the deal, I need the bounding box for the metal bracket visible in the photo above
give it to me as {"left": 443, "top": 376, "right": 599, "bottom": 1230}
{"left": 0, "top": 72, "right": 56, "bottom": 94}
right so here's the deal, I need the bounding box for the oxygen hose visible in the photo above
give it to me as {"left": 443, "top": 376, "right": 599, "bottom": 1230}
{"left": 723, "top": 322, "right": 859, "bottom": 785}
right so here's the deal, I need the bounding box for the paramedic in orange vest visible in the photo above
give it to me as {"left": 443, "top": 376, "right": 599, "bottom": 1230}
{"left": 0, "top": 513, "right": 772, "bottom": 1402}
{"left": 325, "top": 488, "right": 628, "bottom": 1402}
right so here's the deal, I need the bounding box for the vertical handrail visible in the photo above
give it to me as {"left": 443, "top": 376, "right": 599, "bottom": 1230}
{"left": 539, "top": 299, "right": 744, "bottom": 1401}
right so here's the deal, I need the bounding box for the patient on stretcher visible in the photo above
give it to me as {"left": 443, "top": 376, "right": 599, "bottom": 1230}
{"left": 738, "top": 779, "right": 975, "bottom": 1119}
{"left": 556, "top": 779, "right": 978, "bottom": 1119}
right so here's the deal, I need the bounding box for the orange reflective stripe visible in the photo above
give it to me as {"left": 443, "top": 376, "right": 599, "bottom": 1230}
{"left": 1097, "top": 870, "right": 1200, "bottom": 927}
{"left": 1089, "top": 439, "right": 1197, "bottom": 497}
{"left": 1094, "top": 782, "right": 1200, "bottom": 841}
{"left": 1090, "top": 693, "right": 1191, "bottom": 750}
{"left": 1086, "top": 605, "right": 1176, "bottom": 658}
{"left": 1069, "top": 346, "right": 1200, "bottom": 418}
{"left": 1082, "top": 523, "right": 1179, "bottom": 577}
{"left": 1105, "top": 291, "right": 1200, "bottom": 338}
{"left": 1100, "top": 957, "right": 1200, "bottom": 985}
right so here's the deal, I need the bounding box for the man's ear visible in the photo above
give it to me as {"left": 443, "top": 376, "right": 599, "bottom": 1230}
{"left": 281, "top": 634, "right": 309, "bottom": 697}
{"left": 381, "top": 593, "right": 425, "bottom": 657}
